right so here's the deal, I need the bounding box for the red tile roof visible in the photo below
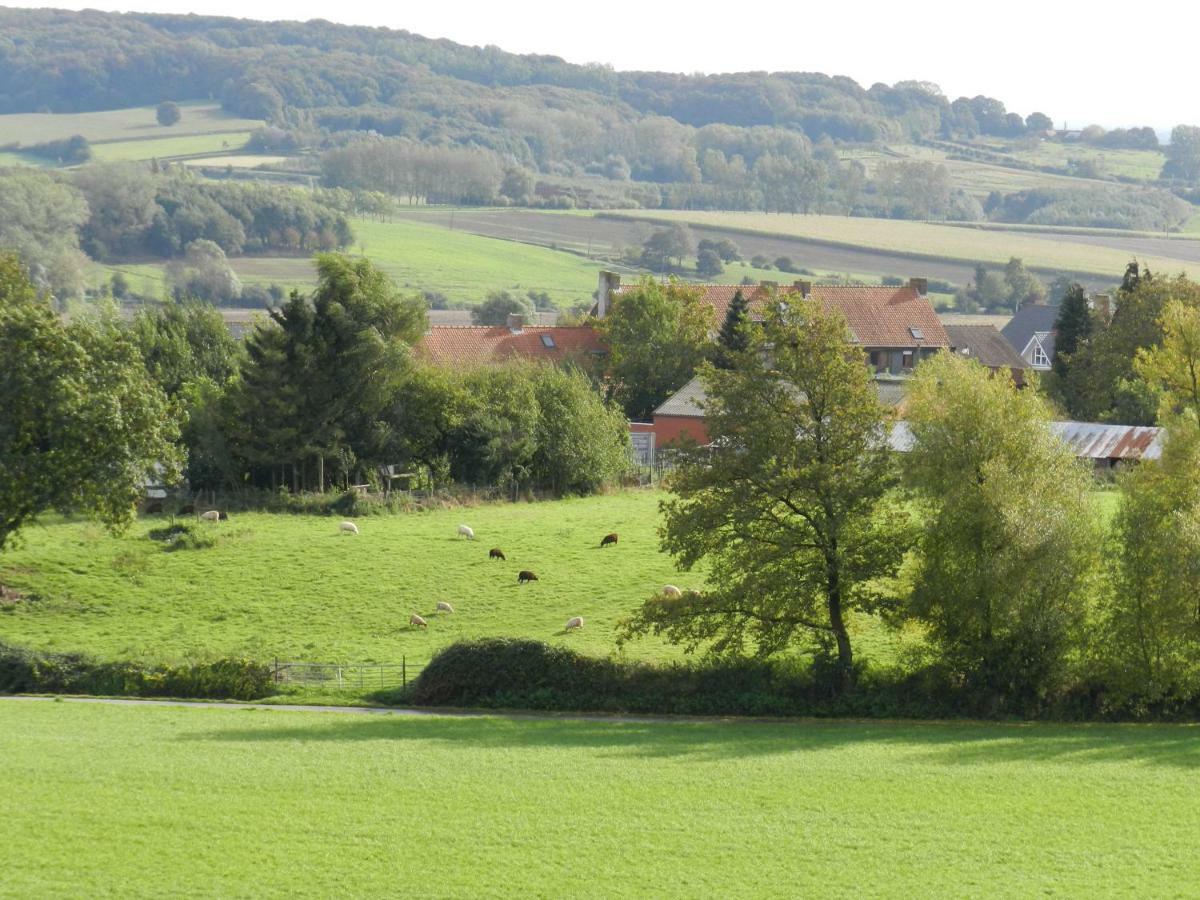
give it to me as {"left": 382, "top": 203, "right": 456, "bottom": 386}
{"left": 417, "top": 325, "right": 606, "bottom": 367}
{"left": 615, "top": 281, "right": 950, "bottom": 349}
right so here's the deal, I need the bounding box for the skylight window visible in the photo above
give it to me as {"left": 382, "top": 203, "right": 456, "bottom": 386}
{"left": 909, "top": 327, "right": 925, "bottom": 340}
{"left": 540, "top": 334, "right": 556, "bottom": 348}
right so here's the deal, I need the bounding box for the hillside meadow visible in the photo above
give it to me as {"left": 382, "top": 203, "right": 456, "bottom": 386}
{"left": 2, "top": 699, "right": 1198, "bottom": 897}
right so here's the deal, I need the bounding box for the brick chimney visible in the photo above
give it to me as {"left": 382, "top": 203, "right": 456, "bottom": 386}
{"left": 794, "top": 280, "right": 812, "bottom": 299}
{"left": 759, "top": 280, "right": 778, "bottom": 293}
{"left": 596, "top": 271, "right": 621, "bottom": 319}
{"left": 1090, "top": 293, "right": 1112, "bottom": 319}
{"left": 908, "top": 277, "right": 928, "bottom": 297}
{"left": 507, "top": 312, "right": 524, "bottom": 333}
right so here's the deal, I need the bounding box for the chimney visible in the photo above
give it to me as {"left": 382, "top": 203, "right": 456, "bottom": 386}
{"left": 507, "top": 312, "right": 524, "bottom": 333}
{"left": 596, "top": 271, "right": 621, "bottom": 319}
{"left": 759, "top": 280, "right": 778, "bottom": 293}
{"left": 908, "top": 277, "right": 928, "bottom": 297}
{"left": 1090, "top": 293, "right": 1112, "bottom": 320}
{"left": 794, "top": 280, "right": 812, "bottom": 299}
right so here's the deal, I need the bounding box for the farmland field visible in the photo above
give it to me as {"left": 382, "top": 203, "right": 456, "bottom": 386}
{"left": 2, "top": 699, "right": 1198, "bottom": 897}
{"left": 88, "top": 131, "right": 253, "bottom": 162}
{"left": 0, "top": 102, "right": 264, "bottom": 147}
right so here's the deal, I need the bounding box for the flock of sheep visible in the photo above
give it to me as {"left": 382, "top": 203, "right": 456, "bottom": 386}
{"left": 197, "top": 510, "right": 687, "bottom": 636}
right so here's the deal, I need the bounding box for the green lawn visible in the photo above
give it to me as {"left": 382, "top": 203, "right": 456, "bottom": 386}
{"left": 615, "top": 210, "right": 1200, "bottom": 280}
{"left": 0, "top": 102, "right": 264, "bottom": 146}
{"left": 2, "top": 700, "right": 1198, "bottom": 896}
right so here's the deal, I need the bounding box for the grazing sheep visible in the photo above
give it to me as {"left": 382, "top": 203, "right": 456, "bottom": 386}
{"left": 600, "top": 532, "right": 618, "bottom": 547}
{"left": 339, "top": 521, "right": 359, "bottom": 535}
{"left": 565, "top": 616, "right": 584, "bottom": 631}
{"left": 410, "top": 613, "right": 428, "bottom": 628}
{"left": 518, "top": 570, "right": 539, "bottom": 584}
{"left": 437, "top": 601, "right": 454, "bottom": 614}
{"left": 199, "top": 510, "right": 221, "bottom": 522}
{"left": 662, "top": 585, "right": 683, "bottom": 598}
{"left": 458, "top": 524, "right": 475, "bottom": 540}
{"left": 489, "top": 547, "right": 506, "bottom": 561}
{"left": 218, "top": 511, "right": 229, "bottom": 522}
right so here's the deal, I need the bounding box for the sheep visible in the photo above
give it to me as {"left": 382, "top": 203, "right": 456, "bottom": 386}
{"left": 436, "top": 601, "right": 454, "bottom": 614}
{"left": 218, "top": 511, "right": 229, "bottom": 522}
{"left": 565, "top": 616, "right": 584, "bottom": 631}
{"left": 410, "top": 613, "right": 428, "bottom": 628}
{"left": 662, "top": 585, "right": 683, "bottom": 598}
{"left": 339, "top": 521, "right": 359, "bottom": 535}
{"left": 458, "top": 524, "right": 475, "bottom": 540}
{"left": 600, "top": 532, "right": 618, "bottom": 547}
{"left": 199, "top": 510, "right": 221, "bottom": 522}
{"left": 518, "top": 570, "right": 539, "bottom": 584}
{"left": 489, "top": 547, "right": 506, "bottom": 561}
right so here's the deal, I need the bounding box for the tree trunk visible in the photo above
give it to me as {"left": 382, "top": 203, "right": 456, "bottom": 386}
{"left": 825, "top": 544, "right": 854, "bottom": 692}
{"left": 317, "top": 455, "right": 325, "bottom": 494}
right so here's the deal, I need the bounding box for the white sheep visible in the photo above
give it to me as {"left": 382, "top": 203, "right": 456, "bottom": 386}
{"left": 662, "top": 585, "right": 683, "bottom": 598}
{"left": 457, "top": 524, "right": 475, "bottom": 540}
{"left": 339, "top": 521, "right": 359, "bottom": 535}
{"left": 437, "top": 601, "right": 454, "bottom": 614}
{"left": 410, "top": 614, "right": 428, "bottom": 628}
{"left": 199, "top": 510, "right": 221, "bottom": 522}
{"left": 565, "top": 616, "right": 584, "bottom": 632}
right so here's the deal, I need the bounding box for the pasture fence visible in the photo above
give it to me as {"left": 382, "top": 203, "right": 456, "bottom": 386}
{"left": 271, "top": 658, "right": 423, "bottom": 691}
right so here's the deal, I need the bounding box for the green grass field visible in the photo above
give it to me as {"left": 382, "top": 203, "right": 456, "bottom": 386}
{"left": 0, "top": 102, "right": 264, "bottom": 146}
{"left": 2, "top": 699, "right": 1198, "bottom": 896}
{"left": 614, "top": 210, "right": 1200, "bottom": 280}
{"left": 89, "top": 131, "right": 254, "bottom": 163}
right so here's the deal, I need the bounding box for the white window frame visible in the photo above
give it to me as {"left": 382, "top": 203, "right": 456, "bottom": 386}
{"left": 1030, "top": 339, "right": 1050, "bottom": 369}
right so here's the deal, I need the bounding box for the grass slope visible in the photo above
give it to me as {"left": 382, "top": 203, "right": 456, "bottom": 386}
{"left": 613, "top": 210, "right": 1200, "bottom": 280}
{"left": 3, "top": 700, "right": 1199, "bottom": 896}
{"left": 0, "top": 102, "right": 264, "bottom": 146}
{"left": 89, "top": 131, "right": 253, "bottom": 162}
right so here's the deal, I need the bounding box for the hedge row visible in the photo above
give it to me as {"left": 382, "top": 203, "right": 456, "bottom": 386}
{"left": 0, "top": 643, "right": 274, "bottom": 701}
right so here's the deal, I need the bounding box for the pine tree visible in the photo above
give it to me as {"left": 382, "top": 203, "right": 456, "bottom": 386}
{"left": 1051, "top": 283, "right": 1092, "bottom": 378}
{"left": 715, "top": 289, "right": 750, "bottom": 369}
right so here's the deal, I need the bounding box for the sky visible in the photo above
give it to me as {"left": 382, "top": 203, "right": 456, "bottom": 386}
{"left": 9, "top": 0, "right": 1199, "bottom": 129}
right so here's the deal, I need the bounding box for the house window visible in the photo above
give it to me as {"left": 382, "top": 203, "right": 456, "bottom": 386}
{"left": 1031, "top": 342, "right": 1050, "bottom": 368}
{"left": 540, "top": 334, "right": 556, "bottom": 348}
{"left": 901, "top": 350, "right": 914, "bottom": 369}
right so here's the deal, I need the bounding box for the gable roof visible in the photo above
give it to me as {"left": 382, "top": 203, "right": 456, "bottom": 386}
{"left": 1001, "top": 304, "right": 1060, "bottom": 360}
{"left": 416, "top": 325, "right": 605, "bottom": 367}
{"left": 653, "top": 374, "right": 908, "bottom": 420}
{"left": 617, "top": 281, "right": 950, "bottom": 349}
{"left": 944, "top": 324, "right": 1028, "bottom": 370}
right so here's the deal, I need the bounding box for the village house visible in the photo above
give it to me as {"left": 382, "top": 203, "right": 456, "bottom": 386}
{"left": 943, "top": 323, "right": 1029, "bottom": 386}
{"left": 416, "top": 313, "right": 605, "bottom": 367}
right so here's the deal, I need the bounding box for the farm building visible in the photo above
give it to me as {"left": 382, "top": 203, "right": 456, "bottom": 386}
{"left": 416, "top": 315, "right": 605, "bottom": 367}
{"left": 944, "top": 324, "right": 1029, "bottom": 385}
{"left": 1001, "top": 303, "right": 1060, "bottom": 371}
{"left": 597, "top": 272, "right": 950, "bottom": 376}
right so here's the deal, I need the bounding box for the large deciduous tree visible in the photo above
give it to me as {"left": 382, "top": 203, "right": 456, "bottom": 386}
{"left": 599, "top": 277, "right": 713, "bottom": 420}
{"left": 902, "top": 353, "right": 1100, "bottom": 709}
{"left": 620, "top": 301, "right": 908, "bottom": 689}
{"left": 0, "top": 253, "right": 181, "bottom": 555}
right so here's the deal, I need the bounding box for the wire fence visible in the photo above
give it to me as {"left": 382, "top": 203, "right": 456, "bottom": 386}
{"left": 271, "top": 658, "right": 423, "bottom": 691}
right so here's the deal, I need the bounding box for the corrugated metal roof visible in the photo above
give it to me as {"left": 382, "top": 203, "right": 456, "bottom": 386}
{"left": 1050, "top": 421, "right": 1163, "bottom": 460}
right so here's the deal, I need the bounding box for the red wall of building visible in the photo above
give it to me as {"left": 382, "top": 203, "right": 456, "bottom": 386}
{"left": 653, "top": 415, "right": 709, "bottom": 446}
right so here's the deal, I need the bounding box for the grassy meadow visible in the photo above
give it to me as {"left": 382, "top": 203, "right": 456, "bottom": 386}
{"left": 0, "top": 102, "right": 264, "bottom": 146}
{"left": 614, "top": 210, "right": 1200, "bottom": 280}
{"left": 88, "top": 131, "right": 253, "bottom": 163}
{"left": 3, "top": 699, "right": 1199, "bottom": 896}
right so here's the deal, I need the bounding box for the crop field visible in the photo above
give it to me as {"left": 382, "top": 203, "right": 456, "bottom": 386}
{"left": 181, "top": 153, "right": 293, "bottom": 169}
{"left": 613, "top": 210, "right": 1200, "bottom": 281}
{"left": 992, "top": 140, "right": 1166, "bottom": 182}
{"left": 2, "top": 700, "right": 1198, "bottom": 896}
{"left": 88, "top": 131, "right": 253, "bottom": 163}
{"left": 867, "top": 144, "right": 1114, "bottom": 197}
{"left": 0, "top": 102, "right": 264, "bottom": 147}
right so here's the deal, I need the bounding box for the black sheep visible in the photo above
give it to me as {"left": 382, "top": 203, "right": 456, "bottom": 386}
{"left": 600, "top": 532, "right": 618, "bottom": 547}
{"left": 489, "top": 547, "right": 506, "bottom": 561}
{"left": 518, "top": 570, "right": 538, "bottom": 584}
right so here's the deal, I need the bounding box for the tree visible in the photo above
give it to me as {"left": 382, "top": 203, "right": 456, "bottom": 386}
{"left": 902, "top": 353, "right": 1100, "bottom": 709}
{"left": 0, "top": 254, "right": 181, "bottom": 555}
{"left": 620, "top": 302, "right": 908, "bottom": 689}
{"left": 471, "top": 290, "right": 534, "bottom": 326}
{"left": 1003, "top": 257, "right": 1045, "bottom": 311}
{"left": 598, "top": 278, "right": 713, "bottom": 420}
{"left": 1025, "top": 112, "right": 1053, "bottom": 132}
{"left": 715, "top": 289, "right": 750, "bottom": 368}
{"left": 167, "top": 239, "right": 242, "bottom": 304}
{"left": 1162, "top": 125, "right": 1200, "bottom": 183}
{"left": 156, "top": 101, "right": 181, "bottom": 126}
{"left": 530, "top": 364, "right": 630, "bottom": 495}
{"left": 641, "top": 225, "right": 693, "bottom": 272}
{"left": 696, "top": 248, "right": 724, "bottom": 278}
{"left": 1051, "top": 283, "right": 1092, "bottom": 378}
{"left": 128, "top": 299, "right": 241, "bottom": 398}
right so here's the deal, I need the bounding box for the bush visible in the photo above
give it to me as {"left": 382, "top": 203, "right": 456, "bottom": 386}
{"left": 0, "top": 643, "right": 273, "bottom": 700}
{"left": 147, "top": 522, "right": 215, "bottom": 551}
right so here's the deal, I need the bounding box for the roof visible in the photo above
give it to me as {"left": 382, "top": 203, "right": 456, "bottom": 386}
{"left": 654, "top": 376, "right": 707, "bottom": 418}
{"left": 416, "top": 325, "right": 605, "bottom": 367}
{"left": 1050, "top": 421, "right": 1163, "bottom": 461}
{"left": 427, "top": 310, "right": 561, "bottom": 326}
{"left": 944, "top": 324, "right": 1028, "bottom": 370}
{"left": 1001, "top": 304, "right": 1060, "bottom": 360}
{"left": 653, "top": 374, "right": 908, "bottom": 420}
{"left": 890, "top": 420, "right": 1163, "bottom": 461}
{"left": 617, "top": 281, "right": 950, "bottom": 349}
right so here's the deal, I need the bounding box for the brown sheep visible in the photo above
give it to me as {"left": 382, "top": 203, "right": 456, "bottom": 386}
{"left": 518, "top": 570, "right": 539, "bottom": 584}
{"left": 410, "top": 614, "right": 428, "bottom": 628}
{"left": 600, "top": 533, "right": 618, "bottom": 547}
{"left": 489, "top": 547, "right": 506, "bottom": 561}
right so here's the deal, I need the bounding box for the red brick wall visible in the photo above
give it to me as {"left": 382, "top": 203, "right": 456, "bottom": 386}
{"left": 653, "top": 415, "right": 709, "bottom": 446}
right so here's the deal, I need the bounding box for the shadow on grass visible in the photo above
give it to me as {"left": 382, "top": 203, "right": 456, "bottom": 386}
{"left": 179, "top": 713, "right": 1200, "bottom": 768}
